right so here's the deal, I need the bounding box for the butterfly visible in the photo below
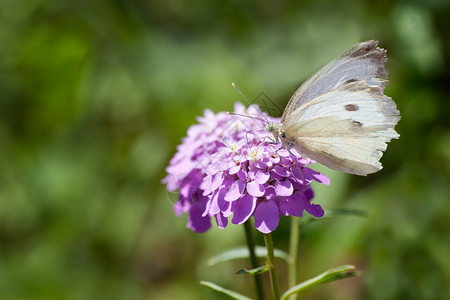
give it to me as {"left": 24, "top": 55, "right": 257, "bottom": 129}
{"left": 265, "top": 40, "right": 400, "bottom": 176}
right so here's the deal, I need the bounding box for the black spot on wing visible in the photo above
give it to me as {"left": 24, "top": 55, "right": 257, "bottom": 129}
{"left": 344, "top": 79, "right": 357, "bottom": 84}
{"left": 352, "top": 120, "right": 363, "bottom": 127}
{"left": 345, "top": 104, "right": 359, "bottom": 111}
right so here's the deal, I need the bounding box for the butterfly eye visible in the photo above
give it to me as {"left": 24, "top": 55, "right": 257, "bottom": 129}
{"left": 281, "top": 132, "right": 286, "bottom": 138}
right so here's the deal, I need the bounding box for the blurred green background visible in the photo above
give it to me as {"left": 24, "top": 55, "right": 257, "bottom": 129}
{"left": 1, "top": 0, "right": 449, "bottom": 299}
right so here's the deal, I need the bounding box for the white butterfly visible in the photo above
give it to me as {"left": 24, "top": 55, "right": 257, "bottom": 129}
{"left": 265, "top": 40, "right": 400, "bottom": 176}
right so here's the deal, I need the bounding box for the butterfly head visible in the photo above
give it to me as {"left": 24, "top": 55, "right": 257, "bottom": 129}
{"left": 264, "top": 122, "right": 282, "bottom": 141}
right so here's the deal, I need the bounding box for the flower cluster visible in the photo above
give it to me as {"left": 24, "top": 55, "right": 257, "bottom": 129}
{"left": 162, "top": 103, "right": 329, "bottom": 233}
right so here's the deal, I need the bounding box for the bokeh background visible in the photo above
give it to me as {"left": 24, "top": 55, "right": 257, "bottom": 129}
{"left": 1, "top": 0, "right": 449, "bottom": 299}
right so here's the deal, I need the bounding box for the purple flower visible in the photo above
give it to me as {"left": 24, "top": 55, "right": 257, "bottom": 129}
{"left": 162, "top": 103, "right": 330, "bottom": 233}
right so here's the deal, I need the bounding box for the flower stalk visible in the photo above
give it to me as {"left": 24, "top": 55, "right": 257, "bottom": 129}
{"left": 288, "top": 216, "right": 300, "bottom": 300}
{"left": 264, "top": 233, "right": 280, "bottom": 300}
{"left": 244, "top": 220, "right": 265, "bottom": 300}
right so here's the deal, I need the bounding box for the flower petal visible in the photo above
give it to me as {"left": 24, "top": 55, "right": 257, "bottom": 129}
{"left": 229, "top": 162, "right": 241, "bottom": 174}
{"left": 279, "top": 193, "right": 307, "bottom": 217}
{"left": 231, "top": 194, "right": 257, "bottom": 224}
{"left": 207, "top": 187, "right": 228, "bottom": 215}
{"left": 187, "top": 196, "right": 211, "bottom": 233}
{"left": 304, "top": 168, "right": 330, "bottom": 185}
{"left": 222, "top": 200, "right": 235, "bottom": 217}
{"left": 305, "top": 202, "right": 325, "bottom": 218}
{"left": 253, "top": 160, "right": 267, "bottom": 169}
{"left": 304, "top": 187, "right": 314, "bottom": 201}
{"left": 291, "top": 167, "right": 304, "bottom": 184}
{"left": 264, "top": 186, "right": 277, "bottom": 201}
{"left": 224, "top": 180, "right": 245, "bottom": 201}
{"left": 201, "top": 196, "right": 212, "bottom": 217}
{"left": 164, "top": 175, "right": 178, "bottom": 191}
{"left": 173, "top": 197, "right": 190, "bottom": 216}
{"left": 272, "top": 165, "right": 290, "bottom": 177}
{"left": 210, "top": 171, "right": 224, "bottom": 192}
{"left": 214, "top": 212, "right": 228, "bottom": 229}
{"left": 277, "top": 149, "right": 291, "bottom": 157}
{"left": 201, "top": 175, "right": 213, "bottom": 195}
{"left": 247, "top": 181, "right": 265, "bottom": 197}
{"left": 254, "top": 171, "right": 270, "bottom": 184}
{"left": 275, "top": 179, "right": 293, "bottom": 196}
{"left": 268, "top": 153, "right": 280, "bottom": 164}
{"left": 237, "top": 169, "right": 247, "bottom": 181}
{"left": 247, "top": 170, "right": 257, "bottom": 180}
{"left": 254, "top": 200, "right": 280, "bottom": 233}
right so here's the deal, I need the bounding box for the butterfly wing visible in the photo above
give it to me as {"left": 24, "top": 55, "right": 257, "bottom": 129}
{"left": 281, "top": 40, "right": 387, "bottom": 123}
{"left": 281, "top": 81, "right": 400, "bottom": 176}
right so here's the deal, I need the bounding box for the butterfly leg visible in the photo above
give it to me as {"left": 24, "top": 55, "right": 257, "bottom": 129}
{"left": 272, "top": 145, "right": 299, "bottom": 158}
{"left": 260, "top": 135, "right": 279, "bottom": 145}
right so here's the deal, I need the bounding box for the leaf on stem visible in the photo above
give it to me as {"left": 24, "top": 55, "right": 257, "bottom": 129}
{"left": 236, "top": 265, "right": 270, "bottom": 275}
{"left": 200, "top": 280, "right": 253, "bottom": 300}
{"left": 281, "top": 265, "right": 359, "bottom": 299}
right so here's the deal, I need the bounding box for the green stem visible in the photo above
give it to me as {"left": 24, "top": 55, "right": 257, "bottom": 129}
{"left": 243, "top": 220, "right": 265, "bottom": 300}
{"left": 263, "top": 233, "right": 280, "bottom": 300}
{"left": 288, "top": 216, "right": 300, "bottom": 300}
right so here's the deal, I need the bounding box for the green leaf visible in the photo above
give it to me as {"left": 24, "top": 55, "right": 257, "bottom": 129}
{"left": 281, "top": 265, "right": 359, "bottom": 299}
{"left": 200, "top": 280, "right": 253, "bottom": 300}
{"left": 236, "top": 265, "right": 270, "bottom": 275}
{"left": 207, "top": 246, "right": 289, "bottom": 266}
{"left": 300, "top": 208, "right": 367, "bottom": 225}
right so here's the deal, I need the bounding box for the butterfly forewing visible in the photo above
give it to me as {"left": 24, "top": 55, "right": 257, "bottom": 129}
{"left": 281, "top": 40, "right": 388, "bottom": 123}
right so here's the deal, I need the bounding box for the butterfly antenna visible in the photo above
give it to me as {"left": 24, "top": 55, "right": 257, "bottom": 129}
{"left": 231, "top": 82, "right": 270, "bottom": 124}
{"left": 226, "top": 112, "right": 266, "bottom": 123}
{"left": 231, "top": 82, "right": 252, "bottom": 106}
